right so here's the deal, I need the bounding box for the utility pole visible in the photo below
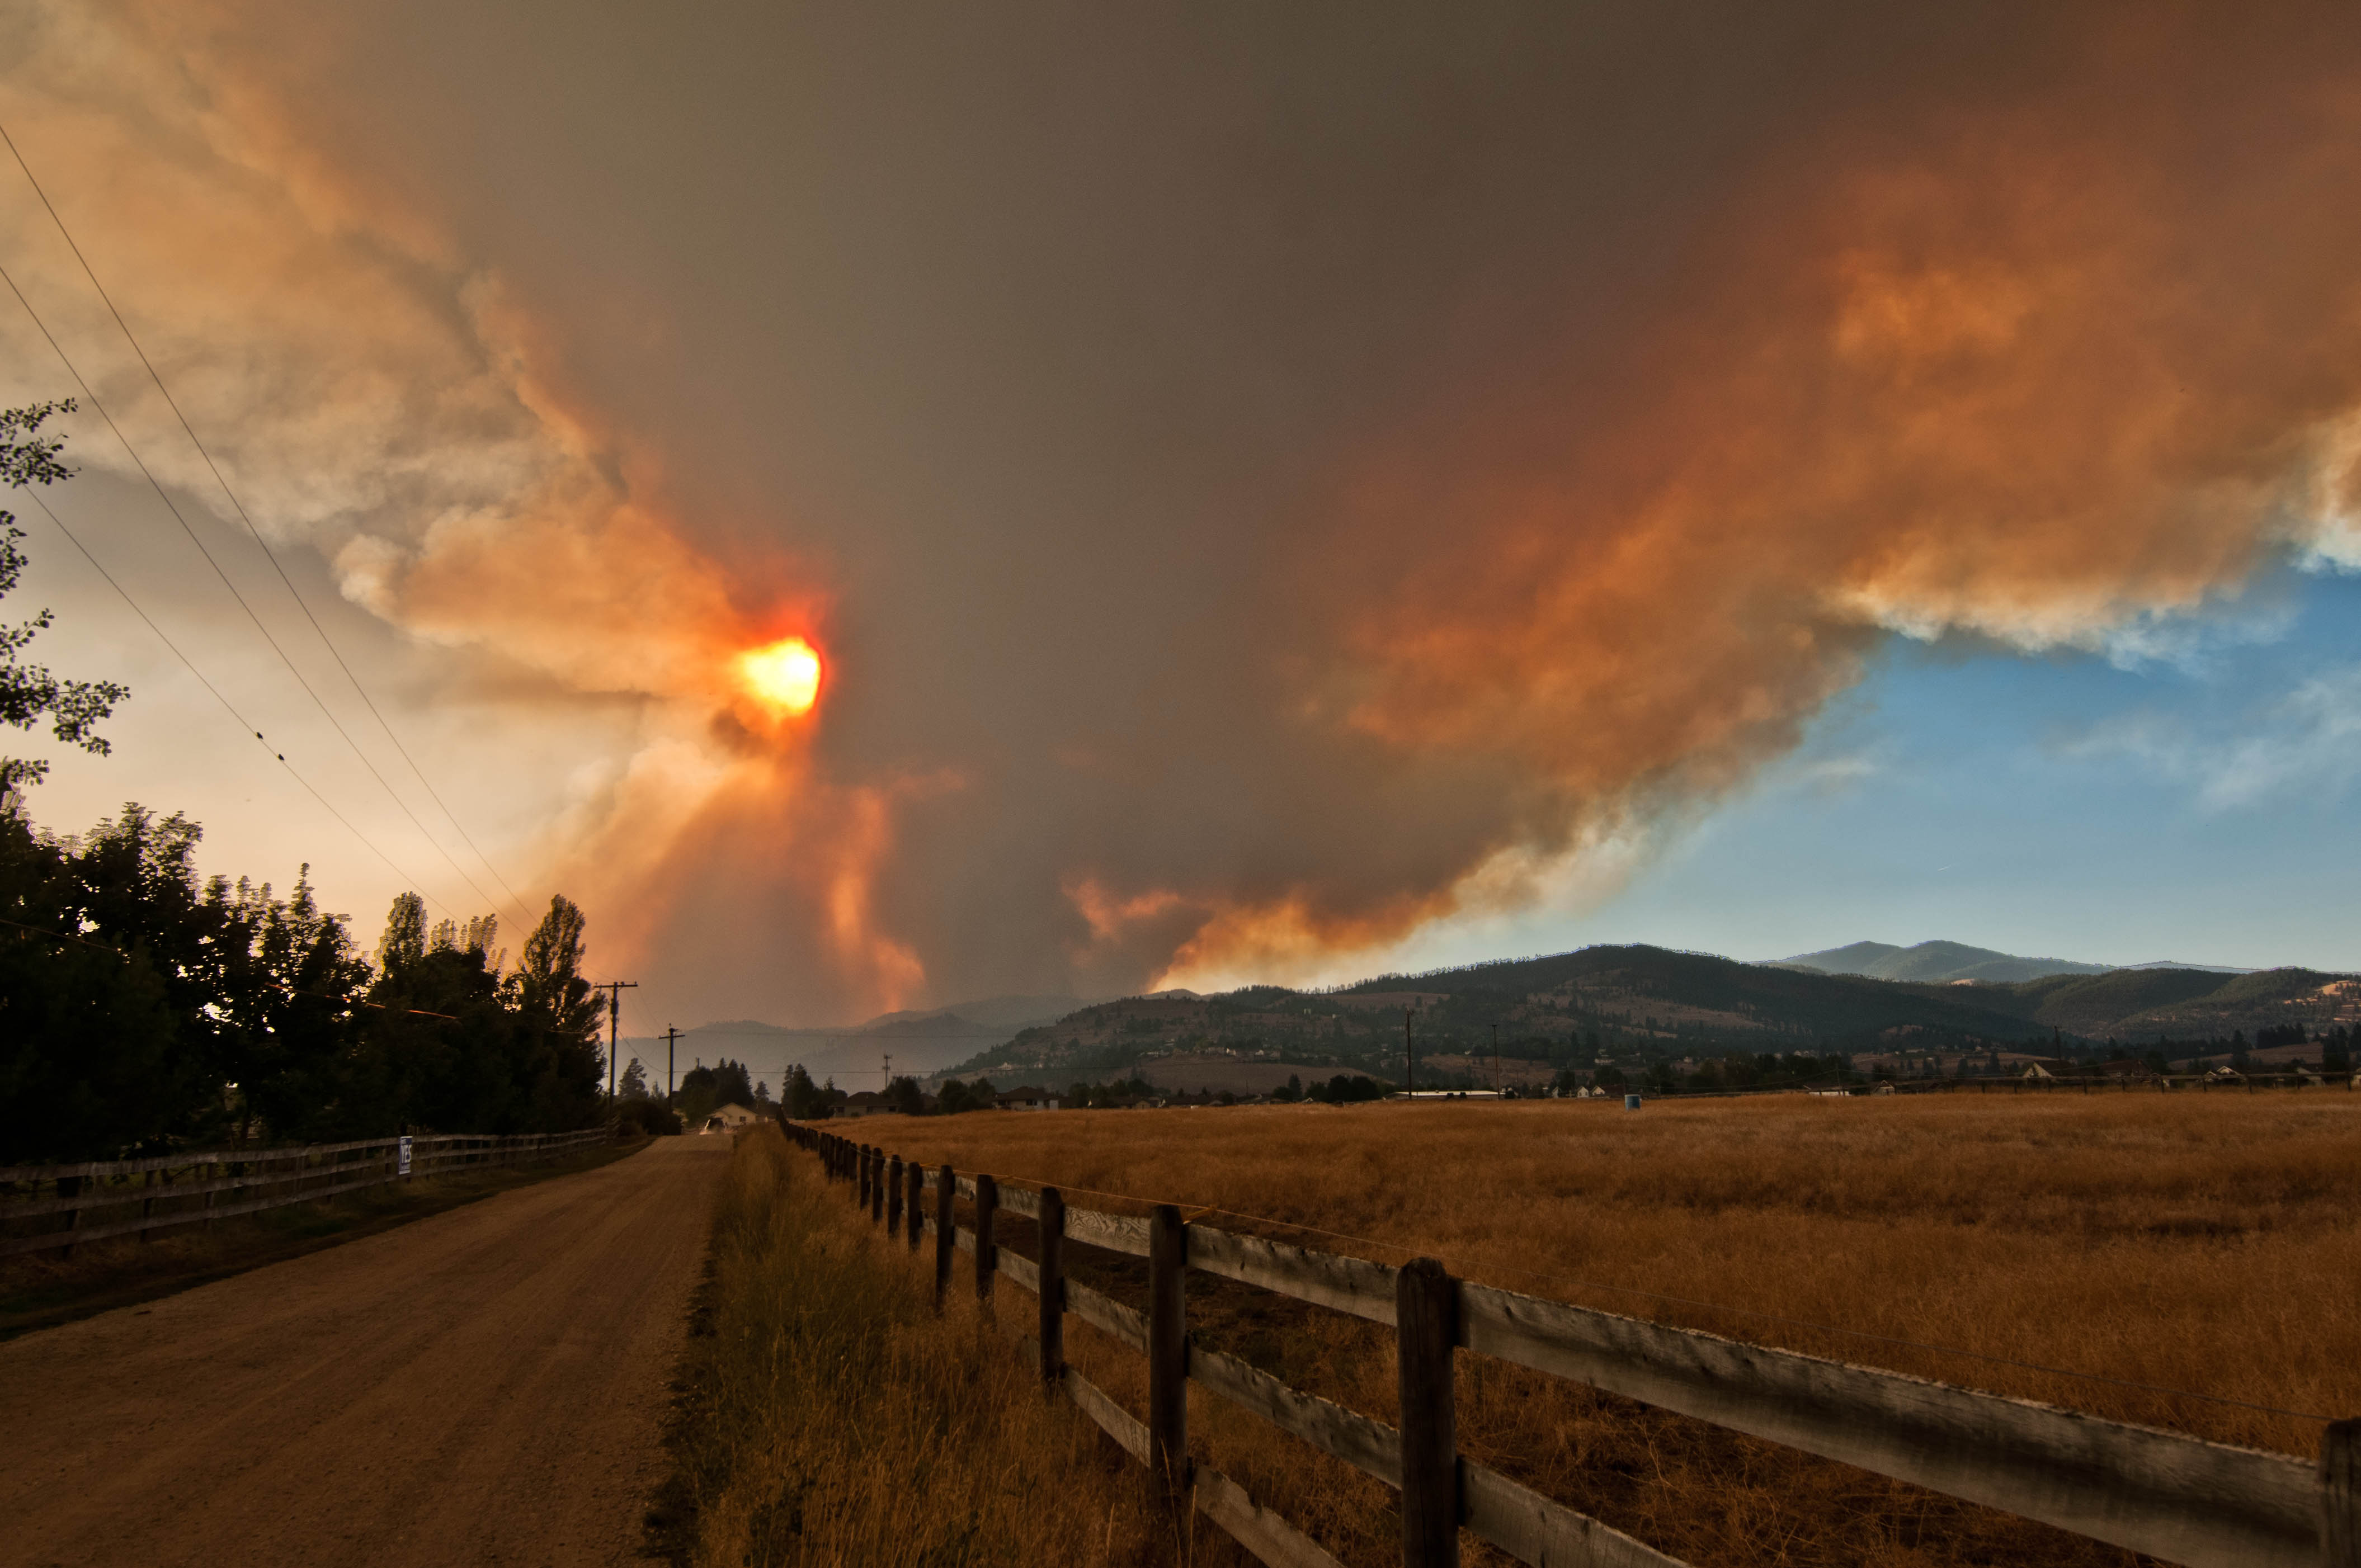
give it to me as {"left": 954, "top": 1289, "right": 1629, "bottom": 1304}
{"left": 666, "top": 1026, "right": 682, "bottom": 1106}
{"left": 1404, "top": 1004, "right": 1417, "bottom": 1097}
{"left": 1492, "top": 1023, "right": 1501, "bottom": 1096}
{"left": 883, "top": 1051, "right": 893, "bottom": 1089}
{"left": 593, "top": 981, "right": 639, "bottom": 1101}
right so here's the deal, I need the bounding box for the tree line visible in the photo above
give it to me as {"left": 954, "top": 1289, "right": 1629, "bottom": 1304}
{"left": 0, "top": 400, "right": 612, "bottom": 1163}
{"left": 1, "top": 801, "right": 609, "bottom": 1163}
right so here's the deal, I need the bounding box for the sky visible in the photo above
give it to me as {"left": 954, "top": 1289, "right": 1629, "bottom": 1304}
{"left": 4, "top": 2, "right": 2361, "bottom": 1030}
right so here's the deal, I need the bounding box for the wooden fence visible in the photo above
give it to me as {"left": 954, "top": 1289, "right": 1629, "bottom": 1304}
{"left": 0, "top": 1127, "right": 615, "bottom": 1259}
{"left": 786, "top": 1122, "right": 2356, "bottom": 1568}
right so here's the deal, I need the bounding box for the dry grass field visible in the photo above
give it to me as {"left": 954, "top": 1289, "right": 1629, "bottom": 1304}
{"left": 815, "top": 1092, "right": 2360, "bottom": 1567}
{"left": 656, "top": 1126, "right": 1174, "bottom": 1567}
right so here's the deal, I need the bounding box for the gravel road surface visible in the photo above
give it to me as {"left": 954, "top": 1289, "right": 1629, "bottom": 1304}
{"left": 1, "top": 1135, "right": 728, "bottom": 1568}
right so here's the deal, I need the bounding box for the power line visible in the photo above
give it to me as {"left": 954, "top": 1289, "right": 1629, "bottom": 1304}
{"left": 0, "top": 118, "right": 534, "bottom": 927}
{"left": 13, "top": 483, "right": 458, "bottom": 918}
{"left": 0, "top": 262, "right": 507, "bottom": 923}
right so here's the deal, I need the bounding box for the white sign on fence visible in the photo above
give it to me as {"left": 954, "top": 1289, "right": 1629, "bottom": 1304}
{"left": 397, "top": 1135, "right": 412, "bottom": 1177}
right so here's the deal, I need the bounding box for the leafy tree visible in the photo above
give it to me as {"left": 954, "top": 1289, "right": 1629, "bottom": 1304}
{"left": 782, "top": 1062, "right": 833, "bottom": 1120}
{"left": 1, "top": 402, "right": 128, "bottom": 795}
{"left": 378, "top": 890, "right": 427, "bottom": 971}
{"left": 503, "top": 895, "right": 605, "bottom": 1131}
{"left": 883, "top": 1074, "right": 927, "bottom": 1115}
{"left": 619, "top": 1057, "right": 649, "bottom": 1098}
{"left": 1, "top": 794, "right": 617, "bottom": 1158}
{"left": 0, "top": 804, "right": 191, "bottom": 1160}
{"left": 678, "top": 1057, "right": 755, "bottom": 1123}
{"left": 937, "top": 1077, "right": 999, "bottom": 1114}
{"left": 616, "top": 1097, "right": 682, "bottom": 1136}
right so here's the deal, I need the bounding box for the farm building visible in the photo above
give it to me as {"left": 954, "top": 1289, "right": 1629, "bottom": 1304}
{"left": 700, "top": 1102, "right": 764, "bottom": 1135}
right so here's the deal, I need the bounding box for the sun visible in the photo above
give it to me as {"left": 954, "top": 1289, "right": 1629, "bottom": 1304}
{"left": 738, "top": 635, "right": 824, "bottom": 716}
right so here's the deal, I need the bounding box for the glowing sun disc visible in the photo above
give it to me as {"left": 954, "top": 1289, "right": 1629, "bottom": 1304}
{"left": 739, "top": 636, "right": 823, "bottom": 715}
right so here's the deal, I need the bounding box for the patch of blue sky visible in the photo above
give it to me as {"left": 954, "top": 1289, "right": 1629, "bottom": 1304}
{"left": 1386, "top": 565, "right": 2361, "bottom": 980}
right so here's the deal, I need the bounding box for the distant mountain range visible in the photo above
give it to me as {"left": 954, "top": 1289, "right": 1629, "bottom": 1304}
{"left": 623, "top": 993, "right": 1113, "bottom": 1091}
{"left": 922, "top": 943, "right": 2350, "bottom": 1090}
{"left": 1774, "top": 939, "right": 2253, "bottom": 984}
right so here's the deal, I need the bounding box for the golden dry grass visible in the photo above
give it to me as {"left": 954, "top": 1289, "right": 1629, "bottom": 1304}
{"left": 821, "top": 1092, "right": 2361, "bottom": 1567}
{"left": 654, "top": 1125, "right": 1195, "bottom": 1568}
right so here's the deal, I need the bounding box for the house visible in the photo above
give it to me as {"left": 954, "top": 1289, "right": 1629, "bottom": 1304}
{"left": 996, "top": 1086, "right": 1060, "bottom": 1111}
{"left": 837, "top": 1091, "right": 889, "bottom": 1118}
{"left": 701, "top": 1102, "right": 762, "bottom": 1135}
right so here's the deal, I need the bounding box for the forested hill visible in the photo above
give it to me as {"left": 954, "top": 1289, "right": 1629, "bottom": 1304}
{"left": 937, "top": 943, "right": 2356, "bottom": 1084}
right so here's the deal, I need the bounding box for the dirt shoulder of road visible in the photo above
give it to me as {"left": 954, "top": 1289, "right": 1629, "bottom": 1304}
{"left": 2, "top": 1134, "right": 730, "bottom": 1568}
{"left": 0, "top": 1134, "right": 651, "bottom": 1342}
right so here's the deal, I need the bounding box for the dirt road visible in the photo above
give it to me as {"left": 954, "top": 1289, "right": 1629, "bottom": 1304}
{"left": 0, "top": 1135, "right": 729, "bottom": 1568}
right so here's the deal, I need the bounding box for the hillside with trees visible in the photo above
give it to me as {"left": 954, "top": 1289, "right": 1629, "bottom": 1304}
{"left": 929, "top": 943, "right": 2358, "bottom": 1092}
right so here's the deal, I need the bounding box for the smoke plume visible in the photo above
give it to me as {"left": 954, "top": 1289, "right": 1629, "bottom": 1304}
{"left": 5, "top": 2, "right": 2360, "bottom": 1018}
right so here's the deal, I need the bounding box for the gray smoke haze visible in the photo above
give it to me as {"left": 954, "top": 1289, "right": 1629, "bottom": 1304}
{"left": 7, "top": 2, "right": 2361, "bottom": 1021}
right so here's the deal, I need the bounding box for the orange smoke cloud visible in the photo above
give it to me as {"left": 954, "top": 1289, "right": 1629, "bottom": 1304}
{"left": 16, "top": 2, "right": 2361, "bottom": 1017}
{"left": 1142, "top": 16, "right": 2361, "bottom": 985}
{"left": 0, "top": 0, "right": 921, "bottom": 1019}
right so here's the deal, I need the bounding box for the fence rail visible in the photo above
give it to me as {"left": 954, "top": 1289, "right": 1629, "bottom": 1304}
{"left": 792, "top": 1122, "right": 2355, "bottom": 1568}
{"left": 0, "top": 1127, "right": 616, "bottom": 1259}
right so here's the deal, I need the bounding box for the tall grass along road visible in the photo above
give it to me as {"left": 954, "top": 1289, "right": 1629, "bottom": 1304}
{"left": 652, "top": 1125, "right": 1169, "bottom": 1568}
{"left": 0, "top": 1135, "right": 728, "bottom": 1568}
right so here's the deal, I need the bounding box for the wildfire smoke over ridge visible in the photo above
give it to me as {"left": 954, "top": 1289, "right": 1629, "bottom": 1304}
{"left": 5, "top": 2, "right": 2361, "bottom": 1018}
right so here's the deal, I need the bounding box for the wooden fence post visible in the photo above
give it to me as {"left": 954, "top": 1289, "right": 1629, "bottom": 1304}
{"left": 858, "top": 1144, "right": 872, "bottom": 1208}
{"left": 974, "top": 1173, "right": 998, "bottom": 1307}
{"left": 906, "top": 1158, "right": 924, "bottom": 1253}
{"left": 887, "top": 1154, "right": 904, "bottom": 1238}
{"left": 1038, "top": 1186, "right": 1066, "bottom": 1392}
{"left": 57, "top": 1173, "right": 81, "bottom": 1259}
{"left": 2325, "top": 1418, "right": 2359, "bottom": 1568}
{"left": 1148, "top": 1203, "right": 1191, "bottom": 1510}
{"left": 1396, "top": 1257, "right": 1460, "bottom": 1568}
{"left": 871, "top": 1149, "right": 885, "bottom": 1226}
{"left": 934, "top": 1163, "right": 956, "bottom": 1311}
